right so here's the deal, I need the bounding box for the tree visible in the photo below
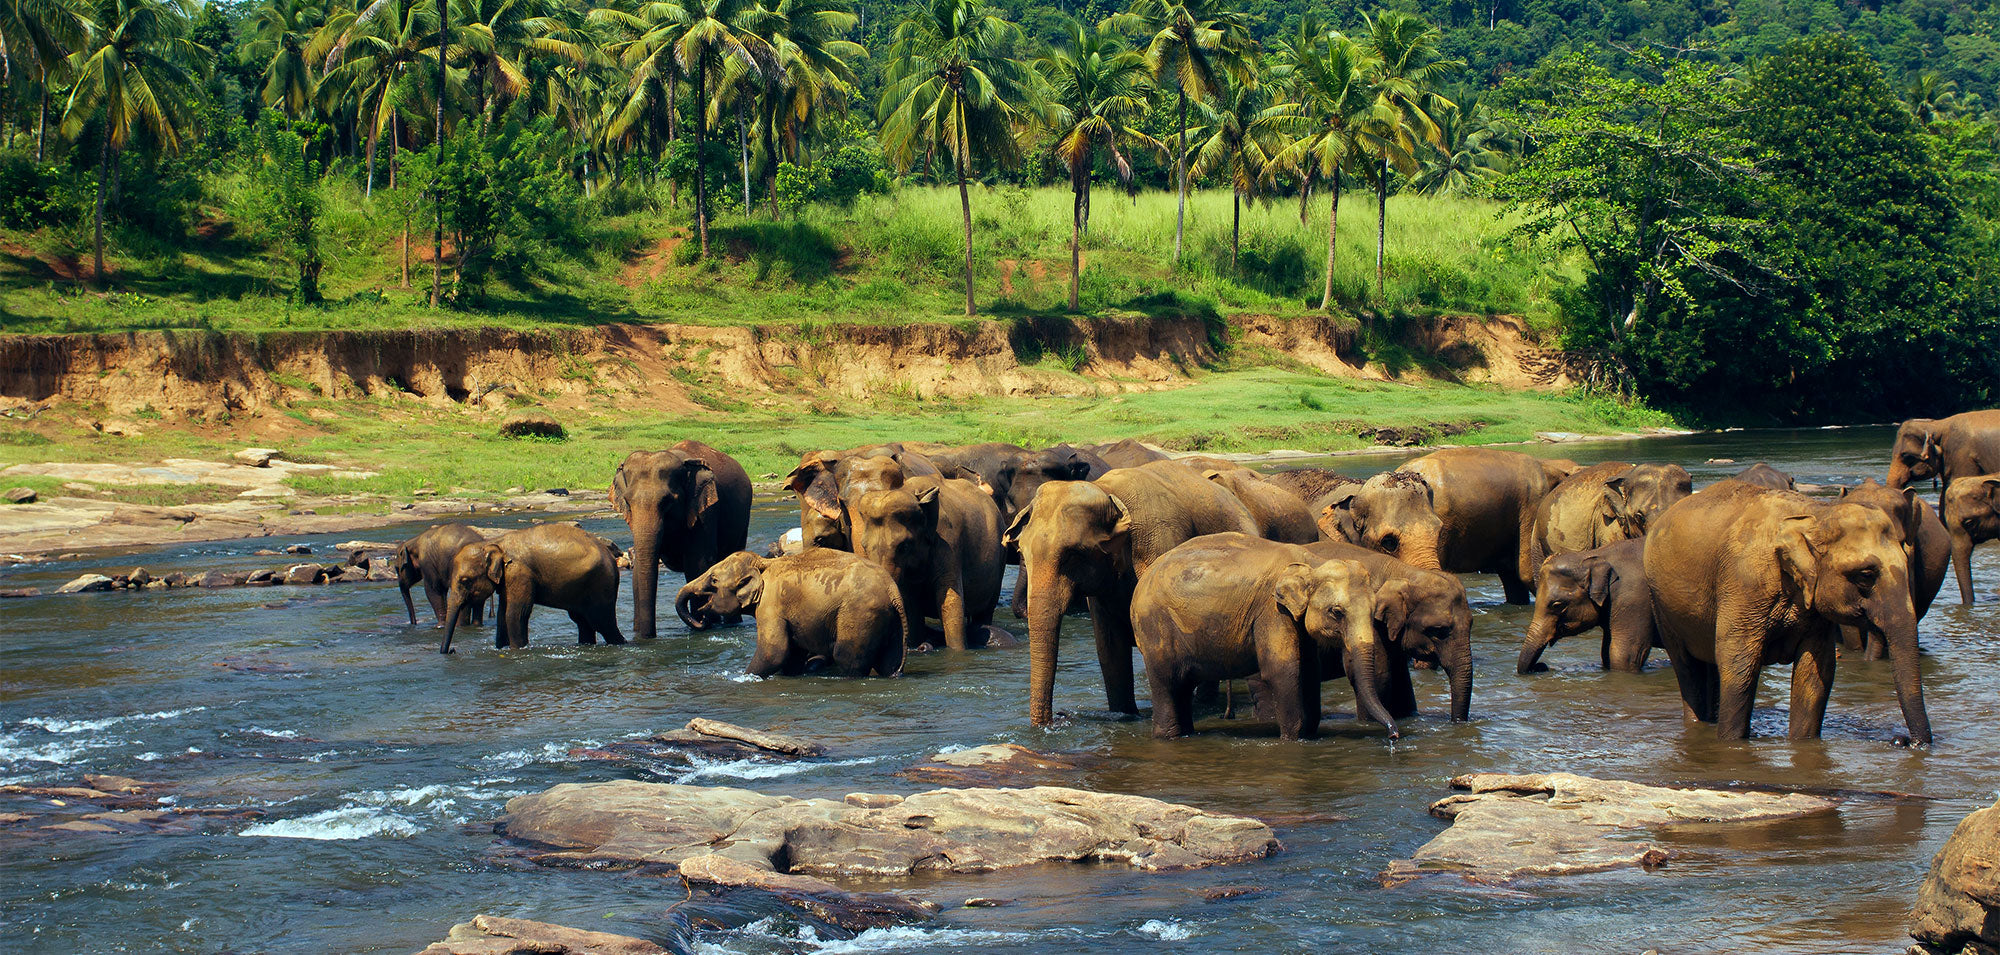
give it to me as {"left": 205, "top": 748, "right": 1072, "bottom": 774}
{"left": 1261, "top": 24, "right": 1382, "bottom": 310}
{"left": 3, "top": 0, "right": 88, "bottom": 160}
{"left": 754, "top": 0, "right": 862, "bottom": 216}
{"left": 1037, "top": 15, "right": 1151, "bottom": 309}
{"left": 248, "top": 109, "right": 324, "bottom": 302}
{"left": 1409, "top": 95, "right": 1512, "bottom": 195}
{"left": 1189, "top": 76, "right": 1271, "bottom": 271}
{"left": 313, "top": 0, "right": 436, "bottom": 196}
{"left": 241, "top": 0, "right": 324, "bottom": 117}
{"left": 1358, "top": 9, "right": 1459, "bottom": 299}
{"left": 670, "top": 0, "right": 773, "bottom": 255}
{"left": 60, "top": 0, "right": 207, "bottom": 284}
{"left": 1905, "top": 70, "right": 1957, "bottom": 129}
{"left": 878, "top": 0, "right": 1034, "bottom": 317}
{"left": 1107, "top": 0, "right": 1253, "bottom": 264}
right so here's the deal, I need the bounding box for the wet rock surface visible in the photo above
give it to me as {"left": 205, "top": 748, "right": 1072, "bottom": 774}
{"left": 413, "top": 915, "right": 666, "bottom": 955}
{"left": 0, "top": 774, "right": 264, "bottom": 836}
{"left": 1382, "top": 773, "right": 1837, "bottom": 885}
{"left": 896, "top": 743, "right": 1097, "bottom": 786}
{"left": 1910, "top": 798, "right": 2000, "bottom": 955}
{"left": 569, "top": 719, "right": 826, "bottom": 766}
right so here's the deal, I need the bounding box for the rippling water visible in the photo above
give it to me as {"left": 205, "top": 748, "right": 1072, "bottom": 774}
{"left": 2, "top": 426, "right": 1995, "bottom": 954}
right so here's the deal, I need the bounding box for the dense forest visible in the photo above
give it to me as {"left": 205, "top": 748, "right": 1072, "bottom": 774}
{"left": 1, "top": 0, "right": 1996, "bottom": 418}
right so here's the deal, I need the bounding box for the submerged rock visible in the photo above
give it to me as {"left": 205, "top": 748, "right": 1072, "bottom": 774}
{"left": 576, "top": 719, "right": 825, "bottom": 766}
{"left": 897, "top": 744, "right": 1092, "bottom": 786}
{"left": 414, "top": 915, "right": 666, "bottom": 955}
{"left": 55, "top": 573, "right": 113, "bottom": 594}
{"left": 1382, "top": 772, "right": 1837, "bottom": 885}
{"left": 1911, "top": 798, "right": 2000, "bottom": 954}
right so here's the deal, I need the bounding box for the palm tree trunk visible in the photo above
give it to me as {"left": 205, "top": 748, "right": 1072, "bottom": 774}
{"left": 1173, "top": 86, "right": 1187, "bottom": 263}
{"left": 694, "top": 66, "right": 709, "bottom": 256}
{"left": 1375, "top": 157, "right": 1388, "bottom": 301}
{"left": 397, "top": 123, "right": 411, "bottom": 289}
{"left": 666, "top": 71, "right": 679, "bottom": 207}
{"left": 738, "top": 99, "right": 750, "bottom": 211}
{"left": 1232, "top": 191, "right": 1240, "bottom": 271}
{"left": 432, "top": 0, "right": 447, "bottom": 308}
{"left": 1320, "top": 167, "right": 1340, "bottom": 311}
{"left": 92, "top": 134, "right": 111, "bottom": 285}
{"left": 35, "top": 85, "right": 47, "bottom": 163}
{"left": 1298, "top": 172, "right": 1311, "bottom": 224}
{"left": 957, "top": 148, "right": 975, "bottom": 318}
{"left": 365, "top": 124, "right": 377, "bottom": 197}
{"left": 1069, "top": 170, "right": 1083, "bottom": 312}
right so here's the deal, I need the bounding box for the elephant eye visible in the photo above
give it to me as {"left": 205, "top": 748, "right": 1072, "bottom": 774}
{"left": 1849, "top": 567, "right": 1879, "bottom": 588}
{"left": 1424, "top": 624, "right": 1451, "bottom": 639}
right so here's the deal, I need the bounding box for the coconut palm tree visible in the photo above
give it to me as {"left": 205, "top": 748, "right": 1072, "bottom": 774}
{"left": 1906, "top": 71, "right": 1957, "bottom": 128}
{"left": 1189, "top": 77, "right": 1273, "bottom": 270}
{"left": 450, "top": 0, "right": 584, "bottom": 130}
{"left": 1408, "top": 95, "right": 1511, "bottom": 196}
{"left": 1359, "top": 9, "right": 1459, "bottom": 298}
{"left": 591, "top": 0, "right": 687, "bottom": 191}
{"left": 673, "top": 0, "right": 773, "bottom": 254}
{"left": 1038, "top": 16, "right": 1151, "bottom": 310}
{"left": 1103, "top": 0, "right": 1253, "bottom": 264}
{"left": 61, "top": 0, "right": 206, "bottom": 284}
{"left": 313, "top": 0, "right": 437, "bottom": 195}
{"left": 878, "top": 0, "right": 1035, "bottom": 317}
{"left": 241, "top": 0, "right": 325, "bottom": 117}
{"left": 754, "top": 0, "right": 861, "bottom": 216}
{"left": 1260, "top": 27, "right": 1381, "bottom": 310}
{"left": 2, "top": 0, "right": 87, "bottom": 159}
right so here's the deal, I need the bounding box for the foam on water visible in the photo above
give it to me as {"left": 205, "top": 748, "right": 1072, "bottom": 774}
{"left": 238, "top": 782, "right": 527, "bottom": 839}
{"left": 676, "top": 754, "right": 885, "bottom": 783}
{"left": 15, "top": 707, "right": 207, "bottom": 734}
{"left": 239, "top": 806, "right": 423, "bottom": 840}
{"left": 692, "top": 918, "right": 1027, "bottom": 954}
{"left": 1133, "top": 920, "right": 1193, "bottom": 941}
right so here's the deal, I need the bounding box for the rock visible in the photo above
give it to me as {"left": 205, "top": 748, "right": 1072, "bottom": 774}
{"left": 0, "top": 811, "right": 31, "bottom": 824}
{"left": 503, "top": 780, "right": 1281, "bottom": 878}
{"left": 898, "top": 744, "right": 1090, "bottom": 785}
{"left": 543, "top": 488, "right": 569, "bottom": 496}
{"left": 124, "top": 567, "right": 151, "bottom": 587}
{"left": 42, "top": 820, "right": 119, "bottom": 833}
{"left": 196, "top": 571, "right": 242, "bottom": 589}
{"left": 498, "top": 411, "right": 565, "bottom": 440}
{"left": 245, "top": 569, "right": 277, "bottom": 584}
{"left": 1382, "top": 773, "right": 1838, "bottom": 885}
{"left": 283, "top": 543, "right": 312, "bottom": 555}
{"left": 142, "top": 580, "right": 166, "bottom": 590}
{"left": 158, "top": 572, "right": 189, "bottom": 588}
{"left": 253, "top": 549, "right": 281, "bottom": 556}
{"left": 94, "top": 420, "right": 141, "bottom": 437}
{"left": 1706, "top": 458, "right": 1736, "bottom": 465}
{"left": 676, "top": 852, "right": 938, "bottom": 930}
{"left": 0, "top": 587, "right": 40, "bottom": 598}
{"left": 367, "top": 557, "right": 397, "bottom": 581}
{"left": 4, "top": 486, "right": 35, "bottom": 504}
{"left": 504, "top": 486, "right": 525, "bottom": 495}
{"left": 334, "top": 540, "right": 399, "bottom": 554}
{"left": 284, "top": 563, "right": 327, "bottom": 585}
{"left": 232, "top": 448, "right": 282, "bottom": 467}
{"left": 684, "top": 718, "right": 824, "bottom": 757}
{"left": 1911, "top": 798, "right": 2000, "bottom": 954}
{"left": 414, "top": 915, "right": 667, "bottom": 955}
{"left": 238, "top": 486, "right": 296, "bottom": 499}
{"left": 55, "top": 573, "right": 114, "bottom": 594}
{"left": 81, "top": 774, "right": 150, "bottom": 794}
{"left": 581, "top": 720, "right": 828, "bottom": 768}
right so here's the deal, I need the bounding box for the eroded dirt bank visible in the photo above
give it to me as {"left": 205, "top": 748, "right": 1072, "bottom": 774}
{"left": 0, "top": 313, "right": 1571, "bottom": 416}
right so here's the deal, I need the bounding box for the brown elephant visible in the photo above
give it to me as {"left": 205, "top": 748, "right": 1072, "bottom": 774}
{"left": 1517, "top": 539, "right": 1656, "bottom": 674}
{"left": 1841, "top": 479, "right": 1950, "bottom": 646}
{"left": 1091, "top": 438, "right": 1172, "bottom": 469}
{"left": 1206, "top": 468, "right": 1321, "bottom": 544}
{"left": 1132, "top": 534, "right": 1398, "bottom": 739}
{"left": 1529, "top": 462, "right": 1691, "bottom": 578}
{"left": 785, "top": 444, "right": 940, "bottom": 551}
{"left": 850, "top": 476, "right": 1007, "bottom": 651}
{"left": 1304, "top": 540, "right": 1473, "bottom": 721}
{"left": 440, "top": 523, "right": 623, "bottom": 654}
{"left": 1264, "top": 468, "right": 1359, "bottom": 505}
{"left": 1944, "top": 476, "right": 2000, "bottom": 605}
{"left": 1645, "top": 480, "right": 1931, "bottom": 745}
{"left": 1004, "top": 460, "right": 1260, "bottom": 725}
{"left": 1326, "top": 448, "right": 1563, "bottom": 604}
{"left": 1888, "top": 411, "right": 2000, "bottom": 502}
{"left": 927, "top": 442, "right": 1110, "bottom": 519}
{"left": 612, "top": 441, "right": 751, "bottom": 639}
{"left": 675, "top": 550, "right": 905, "bottom": 677}
{"left": 396, "top": 523, "right": 487, "bottom": 626}
{"left": 1733, "top": 462, "right": 1796, "bottom": 490}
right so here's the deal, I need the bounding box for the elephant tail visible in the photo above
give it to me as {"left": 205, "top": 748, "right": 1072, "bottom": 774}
{"left": 883, "top": 582, "right": 910, "bottom": 677}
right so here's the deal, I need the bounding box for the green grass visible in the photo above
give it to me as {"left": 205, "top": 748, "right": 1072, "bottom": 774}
{"left": 0, "top": 184, "right": 1580, "bottom": 334}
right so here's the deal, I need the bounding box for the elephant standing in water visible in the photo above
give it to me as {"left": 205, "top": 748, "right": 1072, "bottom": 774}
{"left": 676, "top": 550, "right": 906, "bottom": 677}
{"left": 440, "top": 523, "right": 624, "bottom": 653}
{"left": 1304, "top": 540, "right": 1474, "bottom": 722}
{"left": 1529, "top": 462, "right": 1690, "bottom": 577}
{"left": 848, "top": 476, "right": 1007, "bottom": 651}
{"left": 1005, "top": 460, "right": 1259, "bottom": 726}
{"left": 1733, "top": 463, "right": 1796, "bottom": 490}
{"left": 1132, "top": 534, "right": 1397, "bottom": 740}
{"left": 1888, "top": 411, "right": 2000, "bottom": 503}
{"left": 396, "top": 523, "right": 487, "bottom": 626}
{"left": 1206, "top": 468, "right": 1323, "bottom": 544}
{"left": 1645, "top": 480, "right": 1931, "bottom": 745}
{"left": 1944, "top": 476, "right": 2000, "bottom": 605}
{"left": 784, "top": 444, "right": 940, "bottom": 551}
{"left": 1516, "top": 539, "right": 1657, "bottom": 674}
{"left": 1838, "top": 479, "right": 1950, "bottom": 660}
{"left": 612, "top": 441, "right": 751, "bottom": 638}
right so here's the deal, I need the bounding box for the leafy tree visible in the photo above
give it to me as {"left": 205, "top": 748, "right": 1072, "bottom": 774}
{"left": 1261, "top": 23, "right": 1381, "bottom": 310}
{"left": 247, "top": 109, "right": 324, "bottom": 302}
{"left": 239, "top": 0, "right": 323, "bottom": 117}
{"left": 1409, "top": 94, "right": 1510, "bottom": 195}
{"left": 313, "top": 0, "right": 438, "bottom": 196}
{"left": 1037, "top": 14, "right": 1151, "bottom": 309}
{"left": 1188, "top": 76, "right": 1271, "bottom": 271}
{"left": 3, "top": 0, "right": 88, "bottom": 160}
{"left": 1358, "top": 9, "right": 1458, "bottom": 299}
{"left": 672, "top": 0, "right": 775, "bottom": 255}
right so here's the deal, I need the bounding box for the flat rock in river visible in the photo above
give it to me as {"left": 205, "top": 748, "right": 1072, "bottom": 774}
{"left": 414, "top": 915, "right": 666, "bottom": 955}
{"left": 1382, "top": 772, "right": 1837, "bottom": 885}
{"left": 896, "top": 743, "right": 1093, "bottom": 785}
{"left": 1910, "top": 797, "right": 2000, "bottom": 954}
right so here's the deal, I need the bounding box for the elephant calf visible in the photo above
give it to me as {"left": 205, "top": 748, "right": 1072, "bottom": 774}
{"left": 1945, "top": 475, "right": 2000, "bottom": 605}
{"left": 440, "top": 523, "right": 624, "bottom": 654}
{"left": 1132, "top": 534, "right": 1398, "bottom": 740}
{"left": 396, "top": 523, "right": 487, "bottom": 626}
{"left": 676, "top": 550, "right": 905, "bottom": 677}
{"left": 1517, "top": 539, "right": 1657, "bottom": 674}
{"left": 849, "top": 476, "right": 1006, "bottom": 651}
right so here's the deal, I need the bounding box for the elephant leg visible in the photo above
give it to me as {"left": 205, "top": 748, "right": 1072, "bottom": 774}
{"left": 1662, "top": 638, "right": 1715, "bottom": 723}
{"left": 1788, "top": 634, "right": 1837, "bottom": 741}
{"left": 1714, "top": 642, "right": 1762, "bottom": 741}
{"left": 830, "top": 614, "right": 878, "bottom": 677}
{"left": 595, "top": 606, "right": 626, "bottom": 644}
{"left": 1256, "top": 620, "right": 1319, "bottom": 740}
{"left": 472, "top": 596, "right": 486, "bottom": 625}
{"left": 1146, "top": 662, "right": 1191, "bottom": 738}
{"left": 502, "top": 579, "right": 533, "bottom": 650}
{"left": 1010, "top": 571, "right": 1029, "bottom": 619}
{"left": 1605, "top": 600, "right": 1653, "bottom": 672}
{"left": 494, "top": 591, "right": 510, "bottom": 649}
{"left": 1087, "top": 590, "right": 1139, "bottom": 716}
{"left": 1837, "top": 624, "right": 1864, "bottom": 653}
{"left": 425, "top": 582, "right": 447, "bottom": 627}
{"left": 746, "top": 617, "right": 790, "bottom": 677}
{"left": 1382, "top": 646, "right": 1419, "bottom": 719}
{"left": 939, "top": 584, "right": 970, "bottom": 651}
{"left": 1498, "top": 566, "right": 1533, "bottom": 606}
{"left": 1863, "top": 629, "right": 1888, "bottom": 661}
{"left": 570, "top": 609, "right": 595, "bottom": 645}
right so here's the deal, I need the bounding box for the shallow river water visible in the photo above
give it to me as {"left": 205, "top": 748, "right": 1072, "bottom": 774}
{"left": 4, "top": 426, "right": 1997, "bottom": 954}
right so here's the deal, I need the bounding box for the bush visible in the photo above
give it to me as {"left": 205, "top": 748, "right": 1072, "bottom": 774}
{"left": 245, "top": 112, "right": 325, "bottom": 303}
{"left": 0, "top": 154, "right": 76, "bottom": 229}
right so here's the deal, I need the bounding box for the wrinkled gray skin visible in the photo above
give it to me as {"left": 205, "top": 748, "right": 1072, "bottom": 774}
{"left": 1132, "top": 534, "right": 1397, "bottom": 740}
{"left": 676, "top": 550, "right": 906, "bottom": 677}
{"left": 1090, "top": 438, "right": 1172, "bottom": 469}
{"left": 849, "top": 476, "right": 1006, "bottom": 651}
{"left": 612, "top": 440, "right": 751, "bottom": 639}
{"left": 1517, "top": 539, "right": 1657, "bottom": 674}
{"left": 1305, "top": 540, "right": 1474, "bottom": 722}
{"left": 1888, "top": 410, "right": 2000, "bottom": 506}
{"left": 396, "top": 523, "right": 487, "bottom": 626}
{"left": 1944, "top": 476, "right": 2000, "bottom": 605}
{"left": 1733, "top": 462, "right": 1796, "bottom": 491}
{"left": 1529, "top": 462, "right": 1691, "bottom": 582}
{"left": 785, "top": 445, "right": 940, "bottom": 552}
{"left": 1207, "top": 468, "right": 1322, "bottom": 544}
{"left": 440, "top": 523, "right": 623, "bottom": 654}
{"left": 1839, "top": 478, "right": 1951, "bottom": 661}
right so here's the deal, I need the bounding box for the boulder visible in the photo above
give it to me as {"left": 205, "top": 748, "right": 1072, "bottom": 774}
{"left": 573, "top": 719, "right": 825, "bottom": 767}
{"left": 675, "top": 853, "right": 938, "bottom": 929}
{"left": 245, "top": 569, "right": 277, "bottom": 584}
{"left": 142, "top": 580, "right": 166, "bottom": 590}
{"left": 414, "top": 915, "right": 666, "bottom": 955}
{"left": 125, "top": 567, "right": 151, "bottom": 587}
{"left": 158, "top": 572, "right": 189, "bottom": 588}
{"left": 1382, "top": 773, "right": 1837, "bottom": 885}
{"left": 196, "top": 571, "right": 242, "bottom": 589}
{"left": 283, "top": 543, "right": 312, "bottom": 555}
{"left": 367, "top": 557, "right": 397, "bottom": 581}
{"left": 283, "top": 563, "right": 327, "bottom": 585}
{"left": 55, "top": 574, "right": 114, "bottom": 594}
{"left": 94, "top": 419, "right": 141, "bottom": 437}
{"left": 1911, "top": 799, "right": 2000, "bottom": 954}
{"left": 898, "top": 744, "right": 1091, "bottom": 786}
{"left": 4, "top": 486, "right": 35, "bottom": 504}
{"left": 233, "top": 448, "right": 282, "bottom": 467}
{"left": 0, "top": 587, "right": 40, "bottom": 598}
{"left": 499, "top": 411, "right": 566, "bottom": 440}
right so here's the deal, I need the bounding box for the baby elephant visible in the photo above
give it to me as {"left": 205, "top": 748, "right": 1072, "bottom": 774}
{"left": 1132, "top": 533, "right": 1398, "bottom": 740}
{"left": 1516, "top": 538, "right": 1656, "bottom": 674}
{"left": 396, "top": 523, "right": 488, "bottom": 626}
{"left": 849, "top": 475, "right": 1006, "bottom": 651}
{"left": 1946, "top": 475, "right": 2000, "bottom": 605}
{"left": 677, "top": 550, "right": 906, "bottom": 677}
{"left": 440, "top": 523, "right": 624, "bottom": 653}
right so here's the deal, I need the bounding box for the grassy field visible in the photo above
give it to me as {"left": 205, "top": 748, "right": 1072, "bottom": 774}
{"left": 0, "top": 369, "right": 1675, "bottom": 506}
{"left": 0, "top": 183, "right": 1578, "bottom": 334}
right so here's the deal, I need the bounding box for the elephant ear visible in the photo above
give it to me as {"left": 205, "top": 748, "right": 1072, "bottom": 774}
{"left": 736, "top": 565, "right": 765, "bottom": 608}
{"left": 483, "top": 546, "right": 507, "bottom": 586}
{"left": 1001, "top": 502, "right": 1033, "bottom": 560}
{"left": 1586, "top": 558, "right": 1616, "bottom": 607}
{"left": 1985, "top": 477, "right": 2000, "bottom": 502}
{"left": 1373, "top": 578, "right": 1411, "bottom": 646}
{"left": 792, "top": 468, "right": 844, "bottom": 522}
{"left": 1101, "top": 493, "right": 1134, "bottom": 555}
{"left": 1062, "top": 453, "right": 1093, "bottom": 480}
{"left": 1599, "top": 476, "right": 1629, "bottom": 522}
{"left": 679, "top": 459, "right": 718, "bottom": 530}
{"left": 610, "top": 466, "right": 631, "bottom": 517}
{"left": 1776, "top": 515, "right": 1822, "bottom": 608}
{"left": 1273, "top": 562, "right": 1317, "bottom": 620}
{"left": 914, "top": 483, "right": 943, "bottom": 532}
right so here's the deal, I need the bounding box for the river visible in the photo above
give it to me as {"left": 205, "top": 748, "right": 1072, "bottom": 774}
{"left": 2, "top": 426, "right": 1994, "bottom": 954}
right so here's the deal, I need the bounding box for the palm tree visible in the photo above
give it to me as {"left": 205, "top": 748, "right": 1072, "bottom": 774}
{"left": 591, "top": 0, "right": 686, "bottom": 194}
{"left": 1408, "top": 95, "right": 1511, "bottom": 195}
{"left": 313, "top": 0, "right": 436, "bottom": 195}
{"left": 451, "top": 0, "right": 583, "bottom": 130}
{"left": 1359, "top": 9, "right": 1459, "bottom": 299}
{"left": 1189, "top": 77, "right": 1272, "bottom": 270}
{"left": 674, "top": 0, "right": 773, "bottom": 255}
{"left": 755, "top": 0, "right": 861, "bottom": 216}
{"left": 879, "top": 0, "right": 1035, "bottom": 317}
{"left": 1906, "top": 71, "right": 1956, "bottom": 128}
{"left": 241, "top": 0, "right": 325, "bottom": 117}
{"left": 1038, "top": 16, "right": 1152, "bottom": 310}
{"left": 1260, "top": 27, "right": 1380, "bottom": 310}
{"left": 4, "top": 0, "right": 87, "bottom": 159}
{"left": 61, "top": 0, "right": 206, "bottom": 284}
{"left": 1105, "top": 0, "right": 1253, "bottom": 263}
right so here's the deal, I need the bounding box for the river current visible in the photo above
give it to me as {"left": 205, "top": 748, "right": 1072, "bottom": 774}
{"left": 2, "top": 426, "right": 1995, "bottom": 954}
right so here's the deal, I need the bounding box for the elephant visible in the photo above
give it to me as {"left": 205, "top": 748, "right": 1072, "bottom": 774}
{"left": 1944, "top": 475, "right": 2000, "bottom": 605}
{"left": 1841, "top": 478, "right": 1950, "bottom": 634}
{"left": 675, "top": 550, "right": 906, "bottom": 677}
{"left": 1888, "top": 410, "right": 2000, "bottom": 503}
{"left": 1644, "top": 480, "right": 1931, "bottom": 745}
{"left": 1090, "top": 438, "right": 1172, "bottom": 469}
{"left": 1264, "top": 468, "right": 1360, "bottom": 505}
{"left": 1004, "top": 459, "right": 1260, "bottom": 725}
{"left": 395, "top": 523, "right": 487, "bottom": 626}
{"left": 612, "top": 441, "right": 752, "bottom": 639}
{"left": 927, "top": 442, "right": 1109, "bottom": 517}
{"left": 1205, "top": 468, "right": 1322, "bottom": 544}
{"left": 440, "top": 523, "right": 624, "bottom": 654}
{"left": 849, "top": 475, "right": 1007, "bottom": 651}
{"left": 1326, "top": 448, "right": 1564, "bottom": 604}
{"left": 1131, "top": 534, "right": 1398, "bottom": 740}
{"left": 1312, "top": 482, "right": 1366, "bottom": 544}
{"left": 785, "top": 444, "right": 940, "bottom": 551}
{"left": 1304, "top": 540, "right": 1474, "bottom": 721}
{"left": 1516, "top": 539, "right": 1657, "bottom": 674}
{"left": 1529, "top": 462, "right": 1691, "bottom": 578}
{"left": 1733, "top": 462, "right": 1796, "bottom": 490}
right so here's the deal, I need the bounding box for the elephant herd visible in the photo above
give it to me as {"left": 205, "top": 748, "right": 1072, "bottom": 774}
{"left": 391, "top": 412, "right": 2000, "bottom": 747}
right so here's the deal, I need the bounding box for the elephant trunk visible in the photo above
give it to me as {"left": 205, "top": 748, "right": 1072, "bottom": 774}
{"left": 1517, "top": 609, "right": 1560, "bottom": 674}
{"left": 1888, "top": 459, "right": 1912, "bottom": 491}
{"left": 400, "top": 580, "right": 419, "bottom": 626}
{"left": 1879, "top": 593, "right": 1932, "bottom": 746}
{"left": 440, "top": 593, "right": 468, "bottom": 654}
{"left": 1346, "top": 637, "right": 1399, "bottom": 738}
{"left": 1444, "top": 628, "right": 1474, "bottom": 722}
{"left": 675, "top": 576, "right": 712, "bottom": 632}
{"left": 630, "top": 517, "right": 663, "bottom": 640}
{"left": 1025, "top": 563, "right": 1071, "bottom": 726}
{"left": 1951, "top": 528, "right": 1975, "bottom": 606}
{"left": 1398, "top": 535, "right": 1444, "bottom": 572}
